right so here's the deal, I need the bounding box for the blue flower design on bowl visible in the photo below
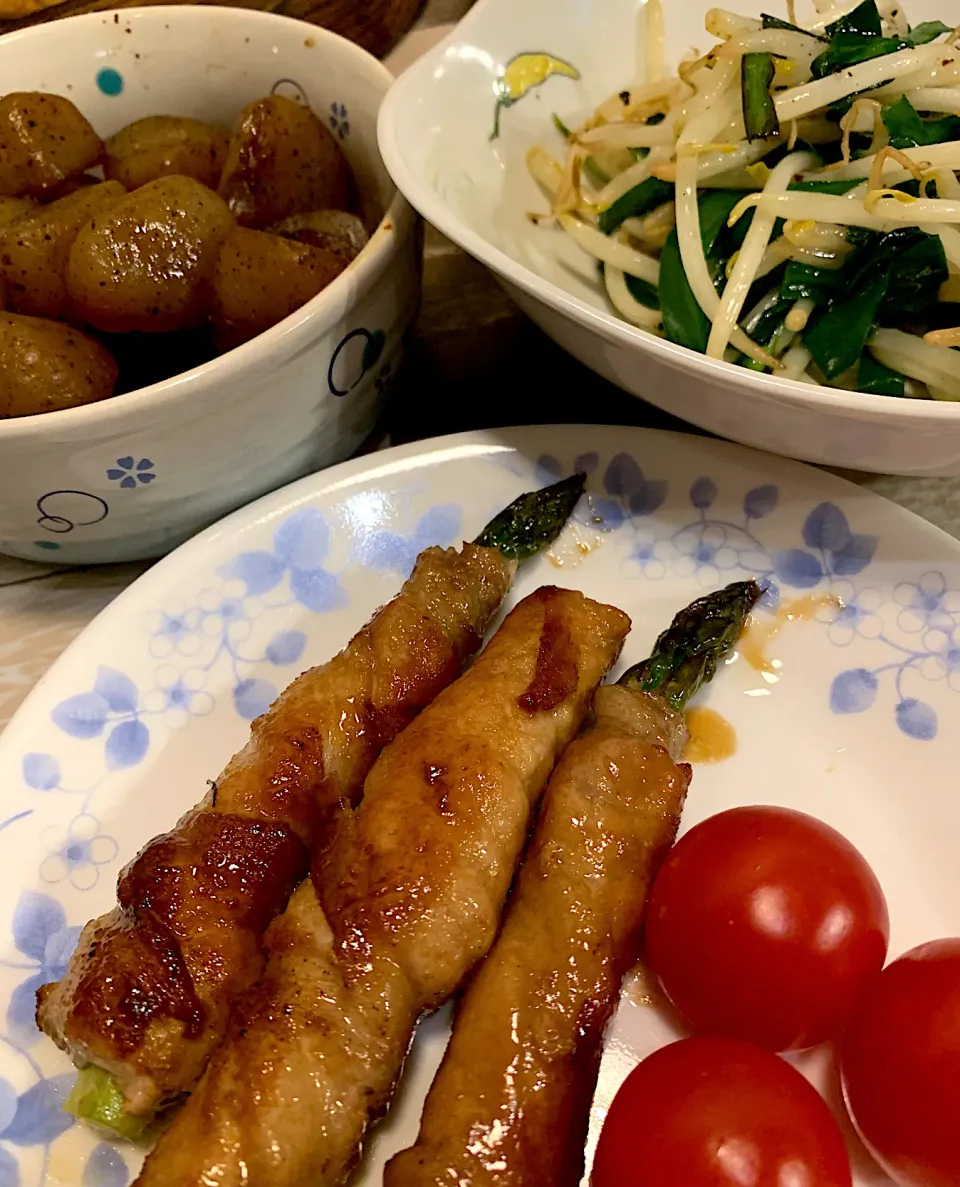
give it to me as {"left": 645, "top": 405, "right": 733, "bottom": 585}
{"left": 374, "top": 361, "right": 395, "bottom": 396}
{"left": 329, "top": 101, "right": 349, "bottom": 139}
{"left": 106, "top": 457, "right": 156, "bottom": 489}
{"left": 2, "top": 891, "right": 81, "bottom": 1047}
{"left": 40, "top": 812, "right": 118, "bottom": 891}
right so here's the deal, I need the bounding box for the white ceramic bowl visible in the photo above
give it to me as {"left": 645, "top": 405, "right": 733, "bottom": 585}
{"left": 378, "top": 0, "right": 960, "bottom": 477}
{"left": 0, "top": 5, "right": 419, "bottom": 565}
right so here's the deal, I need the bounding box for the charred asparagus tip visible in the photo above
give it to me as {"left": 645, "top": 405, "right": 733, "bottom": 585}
{"left": 65, "top": 1066, "right": 148, "bottom": 1144}
{"left": 474, "top": 472, "right": 586, "bottom": 561}
{"left": 619, "top": 579, "right": 762, "bottom": 710}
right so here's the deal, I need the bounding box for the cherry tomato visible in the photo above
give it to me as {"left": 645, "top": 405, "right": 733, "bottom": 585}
{"left": 592, "top": 1035, "right": 851, "bottom": 1187}
{"left": 841, "top": 938, "right": 960, "bottom": 1187}
{"left": 645, "top": 806, "right": 889, "bottom": 1050}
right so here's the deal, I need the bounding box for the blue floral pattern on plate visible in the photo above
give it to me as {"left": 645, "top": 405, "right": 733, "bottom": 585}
{"left": 535, "top": 450, "right": 667, "bottom": 530}
{"left": 15, "top": 502, "right": 469, "bottom": 901}
{"left": 0, "top": 893, "right": 91, "bottom": 1184}
{"left": 1, "top": 427, "right": 958, "bottom": 1185}
{"left": 39, "top": 815, "right": 117, "bottom": 892}
{"left": 355, "top": 504, "right": 461, "bottom": 574}
{"left": 529, "top": 451, "right": 959, "bottom": 741}
{"left": 3, "top": 893, "right": 80, "bottom": 1050}
{"left": 0, "top": 1067, "right": 76, "bottom": 1179}
{"left": 220, "top": 506, "right": 346, "bottom": 611}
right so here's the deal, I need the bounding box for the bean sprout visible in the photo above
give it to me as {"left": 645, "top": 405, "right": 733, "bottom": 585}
{"left": 524, "top": 0, "right": 960, "bottom": 396}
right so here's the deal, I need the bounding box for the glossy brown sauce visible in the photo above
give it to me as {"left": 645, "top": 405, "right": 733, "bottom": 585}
{"left": 423, "top": 761, "right": 447, "bottom": 785}
{"left": 100, "top": 813, "right": 307, "bottom": 1051}
{"left": 517, "top": 588, "right": 580, "bottom": 713}
{"left": 422, "top": 760, "right": 454, "bottom": 816}
{"left": 740, "top": 595, "right": 841, "bottom": 675}
{"left": 241, "top": 723, "right": 327, "bottom": 840}
{"left": 683, "top": 706, "right": 737, "bottom": 764}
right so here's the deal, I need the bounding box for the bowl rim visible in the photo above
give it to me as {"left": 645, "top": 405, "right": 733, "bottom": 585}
{"left": 377, "top": 0, "right": 960, "bottom": 425}
{"left": 0, "top": 4, "right": 416, "bottom": 441}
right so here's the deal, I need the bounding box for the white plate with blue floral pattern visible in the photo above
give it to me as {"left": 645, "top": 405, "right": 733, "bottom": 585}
{"left": 0, "top": 425, "right": 958, "bottom": 1187}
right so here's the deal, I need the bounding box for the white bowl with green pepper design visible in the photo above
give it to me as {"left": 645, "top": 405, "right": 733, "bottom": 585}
{"left": 379, "top": 0, "right": 960, "bottom": 475}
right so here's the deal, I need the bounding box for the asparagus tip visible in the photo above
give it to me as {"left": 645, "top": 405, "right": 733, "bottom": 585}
{"left": 620, "top": 579, "right": 762, "bottom": 710}
{"left": 474, "top": 471, "right": 586, "bottom": 560}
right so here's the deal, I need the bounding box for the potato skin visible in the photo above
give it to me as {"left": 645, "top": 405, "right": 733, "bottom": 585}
{"left": 218, "top": 96, "right": 351, "bottom": 229}
{"left": 0, "top": 181, "right": 126, "bottom": 319}
{"left": 269, "top": 209, "right": 368, "bottom": 266}
{"left": 211, "top": 226, "right": 345, "bottom": 350}
{"left": 66, "top": 175, "right": 234, "bottom": 333}
{"left": 0, "top": 197, "right": 32, "bottom": 303}
{"left": 106, "top": 116, "right": 229, "bottom": 192}
{"left": 41, "top": 173, "right": 108, "bottom": 202}
{"left": 0, "top": 93, "right": 103, "bottom": 198}
{"left": 0, "top": 197, "right": 34, "bottom": 227}
{"left": 0, "top": 312, "right": 117, "bottom": 417}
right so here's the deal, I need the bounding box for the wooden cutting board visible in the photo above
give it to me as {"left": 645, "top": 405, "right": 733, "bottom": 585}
{"left": 0, "top": 0, "right": 426, "bottom": 59}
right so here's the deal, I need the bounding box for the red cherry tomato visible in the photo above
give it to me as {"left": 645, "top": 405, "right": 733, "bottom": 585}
{"left": 644, "top": 805, "right": 889, "bottom": 1050}
{"left": 592, "top": 1035, "right": 851, "bottom": 1187}
{"left": 841, "top": 938, "right": 960, "bottom": 1187}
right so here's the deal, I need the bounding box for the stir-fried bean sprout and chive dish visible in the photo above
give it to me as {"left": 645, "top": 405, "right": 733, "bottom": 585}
{"left": 528, "top": 0, "right": 960, "bottom": 398}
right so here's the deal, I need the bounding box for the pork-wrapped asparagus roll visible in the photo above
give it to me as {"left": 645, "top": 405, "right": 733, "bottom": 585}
{"left": 37, "top": 474, "right": 585, "bottom": 1134}
{"left": 133, "top": 583, "right": 630, "bottom": 1186}
{"left": 386, "top": 581, "right": 760, "bottom": 1187}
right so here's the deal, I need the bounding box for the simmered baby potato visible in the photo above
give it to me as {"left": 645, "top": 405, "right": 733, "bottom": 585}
{"left": 0, "top": 93, "right": 103, "bottom": 198}
{"left": 211, "top": 226, "right": 345, "bottom": 349}
{"left": 0, "top": 197, "right": 32, "bottom": 303}
{"left": 269, "top": 209, "right": 368, "bottom": 266}
{"left": 42, "top": 173, "right": 108, "bottom": 202}
{"left": 0, "top": 196, "right": 34, "bottom": 226}
{"left": 0, "top": 312, "right": 117, "bottom": 417}
{"left": 0, "top": 181, "right": 126, "bottom": 319}
{"left": 66, "top": 175, "right": 234, "bottom": 333}
{"left": 105, "top": 116, "right": 229, "bottom": 191}
{"left": 218, "top": 95, "right": 351, "bottom": 229}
